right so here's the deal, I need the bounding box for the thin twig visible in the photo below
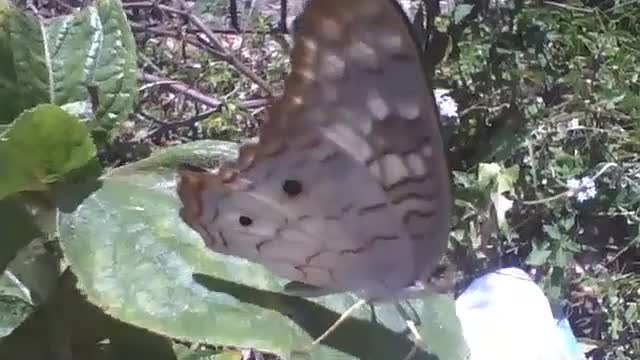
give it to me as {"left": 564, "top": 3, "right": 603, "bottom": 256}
{"left": 607, "top": 0, "right": 640, "bottom": 13}
{"left": 521, "top": 191, "right": 570, "bottom": 205}
{"left": 141, "top": 72, "right": 271, "bottom": 113}
{"left": 141, "top": 73, "right": 223, "bottom": 109}
{"left": 543, "top": 1, "right": 594, "bottom": 13}
{"left": 606, "top": 233, "right": 640, "bottom": 266}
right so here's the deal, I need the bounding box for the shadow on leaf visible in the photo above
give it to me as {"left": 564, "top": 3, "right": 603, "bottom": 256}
{"left": 193, "top": 273, "right": 438, "bottom": 360}
{"left": 52, "top": 158, "right": 104, "bottom": 213}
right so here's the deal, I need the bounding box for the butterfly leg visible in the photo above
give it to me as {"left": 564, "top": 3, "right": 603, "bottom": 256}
{"left": 292, "top": 299, "right": 367, "bottom": 359}
{"left": 310, "top": 298, "right": 368, "bottom": 346}
{"left": 401, "top": 319, "right": 422, "bottom": 360}
{"left": 395, "top": 301, "right": 423, "bottom": 360}
{"left": 285, "top": 283, "right": 369, "bottom": 350}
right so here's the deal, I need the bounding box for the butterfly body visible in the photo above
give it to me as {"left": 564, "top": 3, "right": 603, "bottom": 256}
{"left": 178, "top": 0, "right": 451, "bottom": 302}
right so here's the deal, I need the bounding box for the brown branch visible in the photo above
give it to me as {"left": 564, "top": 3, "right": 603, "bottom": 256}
{"left": 141, "top": 73, "right": 222, "bottom": 109}
{"left": 177, "top": 0, "right": 274, "bottom": 96}
{"left": 128, "top": 21, "right": 229, "bottom": 59}
{"left": 140, "top": 72, "right": 270, "bottom": 111}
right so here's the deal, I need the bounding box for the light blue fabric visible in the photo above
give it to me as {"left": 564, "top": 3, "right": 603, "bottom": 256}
{"left": 556, "top": 315, "right": 585, "bottom": 360}
{"left": 550, "top": 299, "right": 585, "bottom": 360}
{"left": 455, "top": 267, "right": 585, "bottom": 360}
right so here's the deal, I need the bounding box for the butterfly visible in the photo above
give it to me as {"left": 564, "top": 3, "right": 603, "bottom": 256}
{"left": 178, "top": 0, "right": 451, "bottom": 304}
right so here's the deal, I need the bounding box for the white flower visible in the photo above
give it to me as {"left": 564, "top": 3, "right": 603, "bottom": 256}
{"left": 567, "top": 178, "right": 580, "bottom": 190}
{"left": 576, "top": 191, "right": 589, "bottom": 203}
{"left": 580, "top": 177, "right": 595, "bottom": 189}
{"left": 434, "top": 89, "right": 459, "bottom": 120}
{"left": 567, "top": 176, "right": 597, "bottom": 203}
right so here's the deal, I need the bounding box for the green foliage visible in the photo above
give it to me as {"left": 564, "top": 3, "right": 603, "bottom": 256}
{"left": 0, "top": 0, "right": 138, "bottom": 128}
{"left": 0, "top": 1, "right": 467, "bottom": 353}
{"left": 200, "top": 103, "right": 245, "bottom": 140}
{"left": 0, "top": 0, "right": 22, "bottom": 123}
{"left": 435, "top": 2, "right": 640, "bottom": 358}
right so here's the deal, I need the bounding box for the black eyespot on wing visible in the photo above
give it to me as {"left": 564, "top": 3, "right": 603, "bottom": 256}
{"left": 239, "top": 216, "right": 253, "bottom": 226}
{"left": 282, "top": 179, "right": 303, "bottom": 197}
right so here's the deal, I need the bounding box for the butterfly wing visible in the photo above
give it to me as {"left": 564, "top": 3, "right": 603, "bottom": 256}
{"left": 278, "top": 0, "right": 452, "bottom": 286}
{"left": 178, "top": 0, "right": 451, "bottom": 300}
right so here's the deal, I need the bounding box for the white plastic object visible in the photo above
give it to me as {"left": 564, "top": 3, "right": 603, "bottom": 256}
{"left": 455, "top": 267, "right": 585, "bottom": 360}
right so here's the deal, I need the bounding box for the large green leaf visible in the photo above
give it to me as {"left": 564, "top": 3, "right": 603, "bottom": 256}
{"left": 0, "top": 272, "right": 35, "bottom": 338}
{"left": 108, "top": 140, "right": 240, "bottom": 176}
{"left": 0, "top": 0, "right": 22, "bottom": 123}
{"left": 0, "top": 104, "right": 97, "bottom": 200}
{"left": 60, "top": 140, "right": 467, "bottom": 360}
{"left": 0, "top": 270, "right": 182, "bottom": 358}
{"left": 0, "top": 197, "right": 42, "bottom": 272}
{"left": 173, "top": 344, "right": 240, "bottom": 360}
{"left": 6, "top": 239, "right": 60, "bottom": 305}
{"left": 4, "top": 0, "right": 137, "bottom": 128}
{"left": 0, "top": 236, "right": 60, "bottom": 339}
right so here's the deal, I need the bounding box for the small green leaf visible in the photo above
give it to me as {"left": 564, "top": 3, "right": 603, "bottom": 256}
{"left": 478, "top": 163, "right": 501, "bottom": 189}
{"left": 0, "top": 104, "right": 96, "bottom": 200}
{"left": 526, "top": 242, "right": 552, "bottom": 266}
{"left": 543, "top": 224, "right": 562, "bottom": 241}
{"left": 545, "top": 267, "right": 565, "bottom": 302}
{"left": 624, "top": 303, "right": 638, "bottom": 323}
{"left": 554, "top": 247, "right": 570, "bottom": 267}
{"left": 496, "top": 165, "right": 519, "bottom": 195}
{"left": 490, "top": 193, "right": 513, "bottom": 231}
{"left": 478, "top": 163, "right": 519, "bottom": 195}
{"left": 453, "top": 4, "right": 474, "bottom": 24}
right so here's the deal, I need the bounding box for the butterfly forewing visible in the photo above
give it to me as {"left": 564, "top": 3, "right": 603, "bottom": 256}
{"left": 280, "top": 0, "right": 451, "bottom": 284}
{"left": 178, "top": 0, "right": 451, "bottom": 300}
